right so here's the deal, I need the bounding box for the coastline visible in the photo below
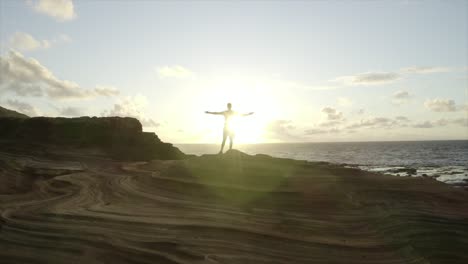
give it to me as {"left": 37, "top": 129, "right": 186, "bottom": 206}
{"left": 176, "top": 142, "right": 468, "bottom": 189}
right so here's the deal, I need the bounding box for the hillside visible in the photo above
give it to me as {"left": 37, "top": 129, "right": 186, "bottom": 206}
{"left": 0, "top": 105, "right": 29, "bottom": 118}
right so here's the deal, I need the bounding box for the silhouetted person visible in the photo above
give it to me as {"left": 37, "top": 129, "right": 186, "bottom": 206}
{"left": 205, "top": 103, "right": 254, "bottom": 154}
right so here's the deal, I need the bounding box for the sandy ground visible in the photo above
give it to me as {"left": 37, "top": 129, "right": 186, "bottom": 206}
{"left": 1, "top": 149, "right": 468, "bottom": 264}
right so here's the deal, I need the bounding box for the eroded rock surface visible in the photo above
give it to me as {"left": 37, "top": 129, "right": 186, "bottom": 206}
{"left": 1, "top": 149, "right": 468, "bottom": 263}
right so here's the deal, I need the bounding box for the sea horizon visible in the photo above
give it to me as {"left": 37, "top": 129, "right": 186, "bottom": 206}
{"left": 177, "top": 140, "right": 468, "bottom": 187}
{"left": 175, "top": 139, "right": 468, "bottom": 145}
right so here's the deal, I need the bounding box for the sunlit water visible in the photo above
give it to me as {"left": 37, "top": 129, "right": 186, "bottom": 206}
{"left": 176, "top": 140, "right": 468, "bottom": 187}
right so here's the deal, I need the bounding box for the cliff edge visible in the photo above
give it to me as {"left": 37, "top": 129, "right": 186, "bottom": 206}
{"left": 0, "top": 106, "right": 184, "bottom": 160}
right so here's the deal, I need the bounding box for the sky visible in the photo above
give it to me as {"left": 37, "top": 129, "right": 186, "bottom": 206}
{"left": 0, "top": 0, "right": 467, "bottom": 143}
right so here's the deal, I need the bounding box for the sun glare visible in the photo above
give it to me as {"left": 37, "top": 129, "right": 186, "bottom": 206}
{"left": 195, "top": 76, "right": 280, "bottom": 144}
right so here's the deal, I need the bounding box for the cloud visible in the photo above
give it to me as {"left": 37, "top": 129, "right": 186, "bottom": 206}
{"left": 321, "top": 107, "right": 344, "bottom": 121}
{"left": 412, "top": 121, "right": 435, "bottom": 128}
{"left": 424, "top": 98, "right": 457, "bottom": 112}
{"left": 1, "top": 83, "right": 43, "bottom": 97}
{"left": 316, "top": 107, "right": 346, "bottom": 128}
{"left": 301, "top": 111, "right": 467, "bottom": 137}
{"left": 393, "top": 90, "right": 410, "bottom": 99}
{"left": 102, "top": 95, "right": 159, "bottom": 128}
{"left": 156, "top": 65, "right": 195, "bottom": 79}
{"left": 5, "top": 99, "right": 40, "bottom": 116}
{"left": 335, "top": 72, "right": 400, "bottom": 86}
{"left": 346, "top": 117, "right": 393, "bottom": 129}
{"left": 392, "top": 90, "right": 412, "bottom": 105}
{"left": 452, "top": 118, "right": 468, "bottom": 127}
{"left": 29, "top": 0, "right": 76, "bottom": 21}
{"left": 413, "top": 118, "right": 467, "bottom": 128}
{"left": 303, "top": 112, "right": 466, "bottom": 137}
{"left": 346, "top": 116, "right": 410, "bottom": 130}
{"left": 332, "top": 66, "right": 452, "bottom": 87}
{"left": 304, "top": 128, "right": 340, "bottom": 135}
{"left": 318, "top": 120, "right": 343, "bottom": 127}
{"left": 264, "top": 120, "right": 298, "bottom": 141}
{"left": 7, "top": 32, "right": 46, "bottom": 51}
{"left": 400, "top": 66, "right": 451, "bottom": 74}
{"left": 94, "top": 85, "right": 120, "bottom": 97}
{"left": 0, "top": 51, "right": 118, "bottom": 99}
{"left": 395, "top": 116, "right": 410, "bottom": 122}
{"left": 344, "top": 115, "right": 466, "bottom": 130}
{"left": 7, "top": 32, "right": 71, "bottom": 52}
{"left": 318, "top": 107, "right": 346, "bottom": 128}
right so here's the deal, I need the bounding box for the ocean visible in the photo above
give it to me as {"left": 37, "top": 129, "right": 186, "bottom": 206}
{"left": 176, "top": 140, "right": 468, "bottom": 187}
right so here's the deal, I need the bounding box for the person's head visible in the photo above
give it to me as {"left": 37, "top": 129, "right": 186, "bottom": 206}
{"left": 227, "top": 103, "right": 232, "bottom": 110}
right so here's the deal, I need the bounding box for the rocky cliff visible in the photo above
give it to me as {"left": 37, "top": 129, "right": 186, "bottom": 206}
{"left": 0, "top": 109, "right": 184, "bottom": 160}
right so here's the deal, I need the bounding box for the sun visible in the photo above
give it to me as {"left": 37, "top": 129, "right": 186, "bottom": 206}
{"left": 194, "top": 76, "right": 280, "bottom": 144}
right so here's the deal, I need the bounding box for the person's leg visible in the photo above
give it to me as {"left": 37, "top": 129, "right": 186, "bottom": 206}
{"left": 229, "top": 133, "right": 234, "bottom": 150}
{"left": 219, "top": 130, "right": 227, "bottom": 154}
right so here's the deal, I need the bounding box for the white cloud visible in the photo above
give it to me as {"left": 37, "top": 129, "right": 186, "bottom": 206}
{"left": 318, "top": 121, "right": 342, "bottom": 127}
{"left": 346, "top": 117, "right": 392, "bottom": 129}
{"left": 0, "top": 50, "right": 118, "bottom": 99}
{"left": 452, "top": 118, "right": 468, "bottom": 127}
{"left": 7, "top": 32, "right": 71, "bottom": 52}
{"left": 424, "top": 98, "right": 457, "bottom": 112}
{"left": 8, "top": 32, "right": 45, "bottom": 51}
{"left": 342, "top": 114, "right": 466, "bottom": 131}
{"left": 413, "top": 118, "right": 467, "bottom": 128}
{"left": 332, "top": 66, "right": 452, "bottom": 87}
{"left": 5, "top": 99, "right": 40, "bottom": 116}
{"left": 94, "top": 85, "right": 120, "bottom": 97}
{"left": 304, "top": 128, "right": 340, "bottom": 135}
{"left": 264, "top": 120, "right": 299, "bottom": 141}
{"left": 321, "top": 107, "right": 344, "bottom": 121}
{"left": 335, "top": 72, "right": 400, "bottom": 86}
{"left": 412, "top": 121, "right": 435, "bottom": 128}
{"left": 301, "top": 111, "right": 465, "bottom": 137}
{"left": 102, "top": 95, "right": 159, "bottom": 128}
{"left": 400, "top": 66, "right": 451, "bottom": 74}
{"left": 393, "top": 90, "right": 410, "bottom": 99}
{"left": 395, "top": 116, "right": 410, "bottom": 122}
{"left": 346, "top": 116, "right": 409, "bottom": 130}
{"left": 315, "top": 107, "right": 346, "bottom": 128}
{"left": 29, "top": 0, "right": 76, "bottom": 21}
{"left": 156, "top": 65, "right": 195, "bottom": 79}
{"left": 392, "top": 90, "right": 412, "bottom": 105}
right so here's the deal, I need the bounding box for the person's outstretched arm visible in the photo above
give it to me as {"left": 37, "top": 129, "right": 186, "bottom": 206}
{"left": 241, "top": 112, "right": 254, "bottom": 117}
{"left": 205, "top": 111, "right": 223, "bottom": 115}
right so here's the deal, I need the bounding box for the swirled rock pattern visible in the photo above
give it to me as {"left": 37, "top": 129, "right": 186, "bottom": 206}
{"left": 1, "top": 149, "right": 468, "bottom": 264}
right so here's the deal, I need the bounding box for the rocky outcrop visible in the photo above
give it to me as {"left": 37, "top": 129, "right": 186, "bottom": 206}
{"left": 1, "top": 149, "right": 468, "bottom": 263}
{"left": 0, "top": 115, "right": 185, "bottom": 160}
